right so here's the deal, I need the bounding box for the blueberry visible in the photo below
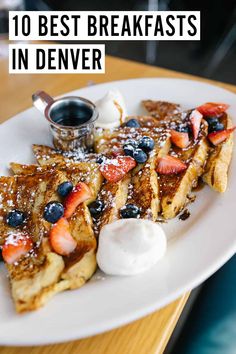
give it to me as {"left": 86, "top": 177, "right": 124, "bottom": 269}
{"left": 0, "top": 249, "right": 3, "bottom": 262}
{"left": 6, "top": 210, "right": 25, "bottom": 227}
{"left": 138, "top": 136, "right": 155, "bottom": 152}
{"left": 208, "top": 122, "right": 224, "bottom": 133}
{"left": 126, "top": 139, "right": 138, "bottom": 148}
{"left": 125, "top": 119, "right": 140, "bottom": 128}
{"left": 57, "top": 181, "right": 73, "bottom": 197}
{"left": 43, "top": 201, "right": 64, "bottom": 224}
{"left": 89, "top": 200, "right": 104, "bottom": 218}
{"left": 205, "top": 117, "right": 219, "bottom": 125}
{"left": 133, "top": 148, "right": 148, "bottom": 163}
{"left": 120, "top": 204, "right": 140, "bottom": 219}
{"left": 96, "top": 155, "right": 106, "bottom": 164}
{"left": 123, "top": 144, "right": 135, "bottom": 157}
{"left": 176, "top": 125, "right": 190, "bottom": 133}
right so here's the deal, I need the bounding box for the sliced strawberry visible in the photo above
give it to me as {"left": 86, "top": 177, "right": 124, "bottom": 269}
{"left": 111, "top": 147, "right": 124, "bottom": 157}
{"left": 64, "top": 182, "right": 92, "bottom": 219}
{"left": 49, "top": 217, "right": 76, "bottom": 256}
{"left": 2, "top": 233, "right": 33, "bottom": 264}
{"left": 190, "top": 110, "right": 203, "bottom": 140}
{"left": 100, "top": 156, "right": 136, "bottom": 183}
{"left": 156, "top": 155, "right": 187, "bottom": 175}
{"left": 197, "top": 102, "right": 229, "bottom": 117}
{"left": 170, "top": 130, "right": 190, "bottom": 148}
{"left": 208, "top": 127, "right": 236, "bottom": 146}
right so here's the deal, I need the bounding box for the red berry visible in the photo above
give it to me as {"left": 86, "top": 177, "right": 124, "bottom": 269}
{"left": 100, "top": 156, "right": 136, "bottom": 183}
{"left": 2, "top": 233, "right": 33, "bottom": 264}
{"left": 190, "top": 110, "right": 203, "bottom": 140}
{"left": 197, "top": 102, "right": 229, "bottom": 117}
{"left": 170, "top": 130, "right": 190, "bottom": 148}
{"left": 64, "top": 182, "right": 92, "bottom": 219}
{"left": 156, "top": 155, "right": 187, "bottom": 175}
{"left": 49, "top": 217, "right": 77, "bottom": 256}
{"left": 208, "top": 127, "right": 235, "bottom": 145}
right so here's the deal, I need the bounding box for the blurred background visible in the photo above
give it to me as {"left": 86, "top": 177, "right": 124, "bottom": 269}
{"left": 1, "top": 0, "right": 236, "bottom": 84}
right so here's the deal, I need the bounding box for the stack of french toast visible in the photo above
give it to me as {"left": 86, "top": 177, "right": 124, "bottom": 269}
{"left": 0, "top": 100, "right": 234, "bottom": 312}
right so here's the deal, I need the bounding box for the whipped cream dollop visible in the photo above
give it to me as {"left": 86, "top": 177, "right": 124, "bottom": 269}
{"left": 97, "top": 219, "right": 167, "bottom": 276}
{"left": 95, "top": 89, "right": 127, "bottom": 128}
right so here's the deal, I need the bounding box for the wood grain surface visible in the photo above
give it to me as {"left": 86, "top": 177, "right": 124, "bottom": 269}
{"left": 0, "top": 54, "right": 235, "bottom": 354}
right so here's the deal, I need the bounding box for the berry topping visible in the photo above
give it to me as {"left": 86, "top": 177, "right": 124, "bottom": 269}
{"left": 138, "top": 136, "right": 155, "bottom": 152}
{"left": 49, "top": 217, "right": 76, "bottom": 256}
{"left": 64, "top": 182, "right": 92, "bottom": 218}
{"left": 89, "top": 200, "right": 104, "bottom": 218}
{"left": 125, "top": 118, "right": 140, "bottom": 128}
{"left": 123, "top": 144, "right": 135, "bottom": 157}
{"left": 126, "top": 139, "right": 138, "bottom": 148}
{"left": 176, "top": 125, "right": 189, "bottom": 133}
{"left": 43, "top": 202, "right": 64, "bottom": 224}
{"left": 6, "top": 210, "right": 25, "bottom": 227}
{"left": 133, "top": 148, "right": 148, "bottom": 163}
{"left": 96, "top": 155, "right": 106, "bottom": 164}
{"left": 57, "top": 181, "right": 73, "bottom": 197}
{"left": 156, "top": 155, "right": 187, "bottom": 175}
{"left": 2, "top": 232, "right": 33, "bottom": 264}
{"left": 208, "top": 127, "right": 236, "bottom": 146}
{"left": 100, "top": 156, "right": 136, "bottom": 183}
{"left": 205, "top": 117, "right": 219, "bottom": 125}
{"left": 190, "top": 109, "right": 203, "bottom": 140}
{"left": 208, "top": 122, "right": 224, "bottom": 133}
{"left": 120, "top": 204, "right": 141, "bottom": 219}
{"left": 170, "top": 130, "right": 190, "bottom": 148}
{"left": 197, "top": 102, "right": 229, "bottom": 117}
{"left": 111, "top": 147, "right": 124, "bottom": 157}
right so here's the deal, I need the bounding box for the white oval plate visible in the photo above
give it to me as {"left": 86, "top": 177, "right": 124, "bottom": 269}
{"left": 0, "top": 78, "right": 235, "bottom": 346}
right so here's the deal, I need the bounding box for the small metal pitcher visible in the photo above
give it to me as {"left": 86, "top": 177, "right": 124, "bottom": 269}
{"left": 32, "top": 90, "right": 98, "bottom": 152}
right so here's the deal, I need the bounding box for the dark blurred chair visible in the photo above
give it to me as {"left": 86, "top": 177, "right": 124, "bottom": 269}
{"left": 204, "top": 6, "right": 236, "bottom": 76}
{"left": 166, "top": 255, "right": 236, "bottom": 354}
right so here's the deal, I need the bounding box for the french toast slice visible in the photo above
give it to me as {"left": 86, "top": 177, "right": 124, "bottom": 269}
{"left": 0, "top": 167, "right": 99, "bottom": 312}
{"left": 10, "top": 160, "right": 103, "bottom": 203}
{"left": 94, "top": 174, "right": 131, "bottom": 235}
{"left": 128, "top": 139, "right": 171, "bottom": 220}
{"left": 94, "top": 124, "right": 171, "bottom": 221}
{"left": 142, "top": 100, "right": 234, "bottom": 195}
{"left": 141, "top": 102, "right": 210, "bottom": 218}
{"left": 32, "top": 144, "right": 87, "bottom": 165}
{"left": 142, "top": 100, "right": 181, "bottom": 119}
{"left": 203, "top": 113, "right": 234, "bottom": 192}
{"left": 159, "top": 120, "right": 210, "bottom": 219}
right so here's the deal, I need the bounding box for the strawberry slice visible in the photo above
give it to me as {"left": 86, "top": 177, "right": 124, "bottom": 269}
{"left": 100, "top": 156, "right": 136, "bottom": 183}
{"left": 2, "top": 233, "right": 33, "bottom": 264}
{"left": 111, "top": 147, "right": 125, "bottom": 157}
{"left": 190, "top": 110, "right": 203, "bottom": 140}
{"left": 170, "top": 130, "right": 190, "bottom": 148}
{"left": 197, "top": 102, "right": 229, "bottom": 117}
{"left": 208, "top": 127, "right": 235, "bottom": 146}
{"left": 49, "top": 217, "right": 77, "bottom": 256}
{"left": 64, "top": 182, "right": 92, "bottom": 219}
{"left": 156, "top": 155, "right": 187, "bottom": 175}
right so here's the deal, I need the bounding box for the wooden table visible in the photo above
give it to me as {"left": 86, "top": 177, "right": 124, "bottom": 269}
{"left": 0, "top": 55, "right": 235, "bottom": 354}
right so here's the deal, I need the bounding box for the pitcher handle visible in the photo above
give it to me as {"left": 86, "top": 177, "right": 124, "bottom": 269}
{"left": 32, "top": 90, "right": 54, "bottom": 115}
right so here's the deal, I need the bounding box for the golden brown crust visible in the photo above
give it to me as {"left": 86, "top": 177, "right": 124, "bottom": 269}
{"left": 95, "top": 174, "right": 131, "bottom": 234}
{"left": 203, "top": 115, "right": 234, "bottom": 193}
{"left": 161, "top": 137, "right": 210, "bottom": 219}
{"left": 160, "top": 121, "right": 210, "bottom": 219}
{"left": 142, "top": 100, "right": 181, "bottom": 119}
{"left": 1, "top": 161, "right": 100, "bottom": 312}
